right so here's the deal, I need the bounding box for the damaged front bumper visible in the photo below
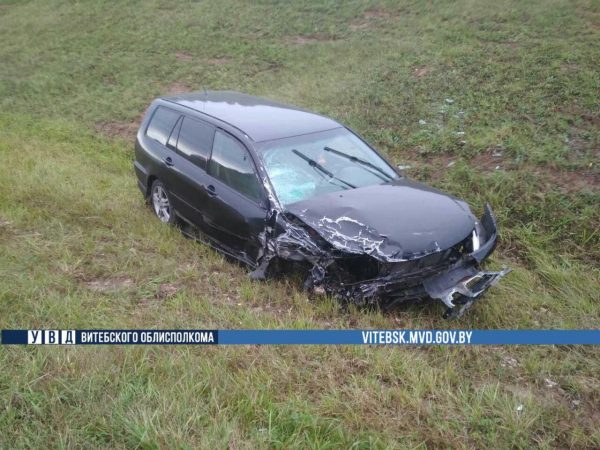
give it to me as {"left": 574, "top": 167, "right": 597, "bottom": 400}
{"left": 423, "top": 204, "right": 511, "bottom": 318}
{"left": 423, "top": 263, "right": 511, "bottom": 319}
{"left": 320, "top": 204, "right": 510, "bottom": 318}
{"left": 253, "top": 201, "right": 510, "bottom": 318}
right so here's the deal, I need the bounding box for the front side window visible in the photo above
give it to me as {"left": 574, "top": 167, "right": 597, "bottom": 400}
{"left": 208, "top": 130, "right": 262, "bottom": 202}
{"left": 177, "top": 117, "right": 215, "bottom": 169}
{"left": 257, "top": 128, "right": 398, "bottom": 206}
{"left": 146, "top": 106, "right": 180, "bottom": 146}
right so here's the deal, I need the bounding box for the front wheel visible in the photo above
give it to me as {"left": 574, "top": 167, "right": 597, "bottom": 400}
{"left": 150, "top": 180, "right": 177, "bottom": 224}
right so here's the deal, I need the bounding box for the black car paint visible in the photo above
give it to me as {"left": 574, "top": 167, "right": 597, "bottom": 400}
{"left": 134, "top": 91, "right": 509, "bottom": 317}
{"left": 135, "top": 100, "right": 269, "bottom": 264}
{"left": 286, "top": 179, "right": 477, "bottom": 260}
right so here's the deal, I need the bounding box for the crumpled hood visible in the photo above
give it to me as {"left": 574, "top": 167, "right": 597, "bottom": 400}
{"left": 285, "top": 179, "right": 477, "bottom": 262}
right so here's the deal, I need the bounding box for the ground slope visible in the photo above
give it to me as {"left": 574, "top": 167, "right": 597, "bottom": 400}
{"left": 0, "top": 1, "right": 599, "bottom": 448}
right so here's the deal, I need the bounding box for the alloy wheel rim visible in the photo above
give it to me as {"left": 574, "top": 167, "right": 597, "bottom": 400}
{"left": 152, "top": 185, "right": 171, "bottom": 222}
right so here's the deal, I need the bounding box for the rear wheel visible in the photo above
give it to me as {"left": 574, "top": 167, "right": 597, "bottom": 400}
{"left": 150, "top": 180, "right": 176, "bottom": 224}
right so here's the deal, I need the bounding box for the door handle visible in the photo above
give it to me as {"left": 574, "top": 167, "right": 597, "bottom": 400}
{"left": 163, "top": 156, "right": 174, "bottom": 167}
{"left": 205, "top": 184, "right": 217, "bottom": 197}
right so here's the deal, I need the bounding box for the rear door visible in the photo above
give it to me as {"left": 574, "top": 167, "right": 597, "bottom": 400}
{"left": 166, "top": 116, "right": 215, "bottom": 227}
{"left": 203, "top": 129, "right": 267, "bottom": 262}
{"left": 143, "top": 106, "right": 183, "bottom": 204}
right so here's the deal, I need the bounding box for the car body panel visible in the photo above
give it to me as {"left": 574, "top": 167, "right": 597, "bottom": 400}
{"left": 285, "top": 179, "right": 477, "bottom": 261}
{"left": 201, "top": 175, "right": 268, "bottom": 263}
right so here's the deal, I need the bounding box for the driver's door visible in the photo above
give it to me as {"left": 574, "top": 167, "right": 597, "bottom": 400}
{"left": 202, "top": 129, "right": 267, "bottom": 262}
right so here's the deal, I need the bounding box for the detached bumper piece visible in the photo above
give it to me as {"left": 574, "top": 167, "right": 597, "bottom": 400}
{"left": 423, "top": 262, "right": 511, "bottom": 319}
{"left": 422, "top": 204, "right": 510, "bottom": 318}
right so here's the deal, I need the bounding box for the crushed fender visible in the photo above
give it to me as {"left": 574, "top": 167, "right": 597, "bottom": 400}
{"left": 249, "top": 182, "right": 510, "bottom": 318}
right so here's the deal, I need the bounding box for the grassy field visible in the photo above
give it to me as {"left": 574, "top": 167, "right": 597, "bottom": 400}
{"left": 1, "top": 0, "right": 599, "bottom": 448}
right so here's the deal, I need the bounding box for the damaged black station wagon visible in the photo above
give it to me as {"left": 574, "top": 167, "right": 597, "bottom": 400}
{"left": 134, "top": 91, "right": 509, "bottom": 317}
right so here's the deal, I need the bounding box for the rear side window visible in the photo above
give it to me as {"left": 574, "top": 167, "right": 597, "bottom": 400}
{"left": 146, "top": 107, "right": 180, "bottom": 146}
{"left": 177, "top": 117, "right": 215, "bottom": 169}
{"left": 208, "top": 130, "right": 262, "bottom": 202}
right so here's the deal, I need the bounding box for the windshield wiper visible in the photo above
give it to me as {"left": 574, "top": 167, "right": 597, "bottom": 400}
{"left": 292, "top": 149, "right": 356, "bottom": 189}
{"left": 324, "top": 146, "right": 394, "bottom": 181}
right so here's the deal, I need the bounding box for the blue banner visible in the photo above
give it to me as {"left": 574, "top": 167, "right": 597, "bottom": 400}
{"left": 2, "top": 329, "right": 600, "bottom": 345}
{"left": 1, "top": 329, "right": 218, "bottom": 345}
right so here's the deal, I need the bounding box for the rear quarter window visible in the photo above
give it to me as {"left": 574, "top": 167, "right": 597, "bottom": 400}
{"left": 146, "top": 106, "right": 180, "bottom": 146}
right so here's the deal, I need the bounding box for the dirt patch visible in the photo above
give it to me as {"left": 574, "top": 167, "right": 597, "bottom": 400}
{"left": 95, "top": 108, "right": 147, "bottom": 141}
{"left": 560, "top": 63, "right": 580, "bottom": 72}
{"left": 349, "top": 22, "right": 371, "bottom": 31}
{"left": 0, "top": 217, "right": 14, "bottom": 243}
{"left": 397, "top": 149, "right": 451, "bottom": 180}
{"left": 363, "top": 8, "right": 390, "bottom": 19}
{"left": 84, "top": 277, "right": 133, "bottom": 293}
{"left": 565, "top": 136, "right": 591, "bottom": 159}
{"left": 350, "top": 8, "right": 392, "bottom": 31}
{"left": 288, "top": 34, "right": 337, "bottom": 45}
{"left": 207, "top": 55, "right": 232, "bottom": 65}
{"left": 470, "top": 149, "right": 511, "bottom": 171}
{"left": 500, "top": 354, "right": 519, "bottom": 368}
{"left": 577, "top": 111, "right": 600, "bottom": 128}
{"left": 156, "top": 283, "right": 179, "bottom": 300}
{"left": 532, "top": 166, "right": 600, "bottom": 194}
{"left": 175, "top": 51, "right": 194, "bottom": 62}
{"left": 470, "top": 153, "right": 599, "bottom": 193}
{"left": 586, "top": 20, "right": 600, "bottom": 30}
{"left": 165, "top": 81, "right": 192, "bottom": 95}
{"left": 557, "top": 104, "right": 600, "bottom": 128}
{"left": 404, "top": 151, "right": 462, "bottom": 180}
{"left": 412, "top": 65, "right": 429, "bottom": 78}
{"left": 95, "top": 121, "right": 139, "bottom": 141}
{"left": 136, "top": 283, "right": 181, "bottom": 308}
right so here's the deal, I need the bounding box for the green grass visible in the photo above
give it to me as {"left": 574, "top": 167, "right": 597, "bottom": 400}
{"left": 1, "top": 0, "right": 599, "bottom": 448}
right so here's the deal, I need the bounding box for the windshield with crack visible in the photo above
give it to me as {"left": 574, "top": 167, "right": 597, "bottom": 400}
{"left": 258, "top": 128, "right": 398, "bottom": 206}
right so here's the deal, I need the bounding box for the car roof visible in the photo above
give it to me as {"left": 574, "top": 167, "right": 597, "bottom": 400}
{"left": 161, "top": 91, "right": 341, "bottom": 142}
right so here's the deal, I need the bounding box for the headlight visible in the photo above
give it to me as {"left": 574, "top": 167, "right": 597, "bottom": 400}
{"left": 471, "top": 219, "right": 486, "bottom": 252}
{"left": 471, "top": 228, "right": 481, "bottom": 252}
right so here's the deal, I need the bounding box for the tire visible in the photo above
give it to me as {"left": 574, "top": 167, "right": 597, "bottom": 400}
{"left": 150, "top": 179, "right": 177, "bottom": 225}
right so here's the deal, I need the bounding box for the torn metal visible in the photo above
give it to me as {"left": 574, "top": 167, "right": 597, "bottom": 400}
{"left": 250, "top": 179, "right": 510, "bottom": 318}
